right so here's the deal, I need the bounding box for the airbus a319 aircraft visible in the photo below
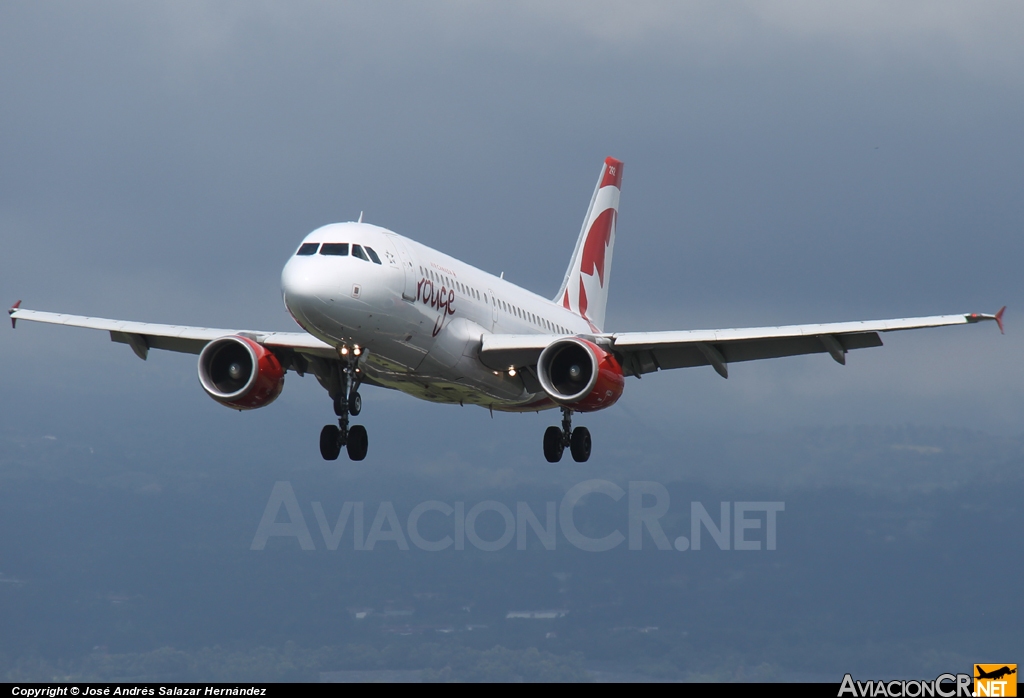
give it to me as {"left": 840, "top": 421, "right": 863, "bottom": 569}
{"left": 9, "top": 158, "right": 1005, "bottom": 462}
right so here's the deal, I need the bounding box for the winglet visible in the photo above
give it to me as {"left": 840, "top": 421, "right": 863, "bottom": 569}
{"left": 9, "top": 300, "right": 21, "bottom": 329}
{"left": 966, "top": 306, "right": 1006, "bottom": 334}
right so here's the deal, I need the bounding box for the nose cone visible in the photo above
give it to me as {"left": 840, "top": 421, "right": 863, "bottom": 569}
{"left": 281, "top": 250, "right": 366, "bottom": 338}
{"left": 281, "top": 255, "right": 323, "bottom": 327}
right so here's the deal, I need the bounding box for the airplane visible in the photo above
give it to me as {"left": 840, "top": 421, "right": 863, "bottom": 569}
{"left": 975, "top": 666, "right": 1016, "bottom": 681}
{"left": 9, "top": 157, "right": 1006, "bottom": 462}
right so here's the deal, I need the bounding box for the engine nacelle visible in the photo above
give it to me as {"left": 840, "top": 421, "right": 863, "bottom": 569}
{"left": 198, "top": 335, "right": 285, "bottom": 410}
{"left": 537, "top": 337, "right": 624, "bottom": 412}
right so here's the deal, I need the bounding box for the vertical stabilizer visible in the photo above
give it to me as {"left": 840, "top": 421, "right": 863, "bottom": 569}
{"left": 554, "top": 157, "right": 622, "bottom": 332}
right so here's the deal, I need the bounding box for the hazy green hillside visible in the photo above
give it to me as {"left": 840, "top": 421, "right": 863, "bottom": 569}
{"left": 1, "top": 425, "right": 1020, "bottom": 682}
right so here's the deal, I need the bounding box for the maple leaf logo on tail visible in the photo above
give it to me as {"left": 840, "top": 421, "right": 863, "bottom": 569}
{"left": 555, "top": 157, "right": 622, "bottom": 333}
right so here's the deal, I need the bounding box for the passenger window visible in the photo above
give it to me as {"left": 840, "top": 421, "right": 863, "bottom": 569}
{"left": 320, "top": 243, "right": 349, "bottom": 256}
{"left": 352, "top": 244, "right": 369, "bottom": 261}
{"left": 296, "top": 243, "right": 319, "bottom": 255}
{"left": 365, "top": 246, "right": 382, "bottom": 264}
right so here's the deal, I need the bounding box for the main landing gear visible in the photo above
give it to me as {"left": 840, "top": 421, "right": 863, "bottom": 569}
{"left": 543, "top": 406, "right": 591, "bottom": 463}
{"left": 320, "top": 357, "right": 367, "bottom": 461}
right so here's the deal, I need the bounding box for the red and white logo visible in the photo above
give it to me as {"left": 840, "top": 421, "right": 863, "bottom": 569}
{"left": 560, "top": 157, "right": 622, "bottom": 332}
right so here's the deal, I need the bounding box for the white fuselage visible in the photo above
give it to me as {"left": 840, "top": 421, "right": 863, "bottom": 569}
{"left": 280, "top": 222, "right": 590, "bottom": 411}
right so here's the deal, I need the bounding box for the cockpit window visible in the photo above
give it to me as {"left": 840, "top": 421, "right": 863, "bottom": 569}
{"left": 320, "top": 243, "right": 349, "bottom": 256}
{"left": 296, "top": 243, "right": 319, "bottom": 256}
{"left": 364, "top": 246, "right": 382, "bottom": 265}
{"left": 352, "top": 244, "right": 370, "bottom": 262}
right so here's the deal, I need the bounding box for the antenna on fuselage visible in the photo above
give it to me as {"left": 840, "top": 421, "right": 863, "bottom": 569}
{"left": 357, "top": 211, "right": 364, "bottom": 223}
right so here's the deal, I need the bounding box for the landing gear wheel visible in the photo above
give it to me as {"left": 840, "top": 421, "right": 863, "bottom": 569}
{"left": 543, "top": 426, "right": 564, "bottom": 463}
{"left": 320, "top": 424, "right": 341, "bottom": 461}
{"left": 570, "top": 426, "right": 591, "bottom": 463}
{"left": 346, "top": 424, "right": 368, "bottom": 461}
{"left": 333, "top": 396, "right": 346, "bottom": 417}
{"left": 349, "top": 392, "right": 362, "bottom": 417}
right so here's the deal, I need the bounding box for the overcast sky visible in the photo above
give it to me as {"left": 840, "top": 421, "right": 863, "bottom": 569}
{"left": 3, "top": 4, "right": 1024, "bottom": 682}
{"left": 2, "top": 1, "right": 1023, "bottom": 448}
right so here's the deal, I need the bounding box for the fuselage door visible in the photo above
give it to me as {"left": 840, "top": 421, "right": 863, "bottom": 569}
{"left": 385, "top": 234, "right": 418, "bottom": 301}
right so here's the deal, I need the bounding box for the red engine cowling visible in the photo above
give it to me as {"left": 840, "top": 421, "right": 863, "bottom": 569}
{"left": 198, "top": 335, "right": 285, "bottom": 410}
{"left": 536, "top": 337, "right": 624, "bottom": 412}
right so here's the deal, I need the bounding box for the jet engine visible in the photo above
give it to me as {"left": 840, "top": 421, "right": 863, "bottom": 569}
{"left": 198, "top": 335, "right": 285, "bottom": 410}
{"left": 536, "top": 337, "right": 624, "bottom": 412}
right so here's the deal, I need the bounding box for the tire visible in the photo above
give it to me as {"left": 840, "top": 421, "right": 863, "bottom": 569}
{"left": 543, "top": 426, "right": 564, "bottom": 463}
{"left": 333, "top": 396, "right": 346, "bottom": 417}
{"left": 320, "top": 424, "right": 341, "bottom": 461}
{"left": 349, "top": 392, "right": 362, "bottom": 416}
{"left": 570, "top": 426, "right": 591, "bottom": 463}
{"left": 347, "top": 424, "right": 368, "bottom": 461}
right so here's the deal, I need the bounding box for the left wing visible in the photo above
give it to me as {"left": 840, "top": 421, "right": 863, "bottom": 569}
{"left": 480, "top": 309, "right": 1005, "bottom": 378}
{"left": 9, "top": 303, "right": 337, "bottom": 367}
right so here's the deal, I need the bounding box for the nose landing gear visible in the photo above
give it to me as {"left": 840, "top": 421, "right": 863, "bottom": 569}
{"left": 320, "top": 356, "right": 367, "bottom": 461}
{"left": 543, "top": 406, "right": 591, "bottom": 463}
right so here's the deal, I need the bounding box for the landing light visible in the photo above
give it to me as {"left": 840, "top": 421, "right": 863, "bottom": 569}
{"left": 508, "top": 368, "right": 517, "bottom": 377}
{"left": 339, "top": 345, "right": 349, "bottom": 356}
{"left": 353, "top": 345, "right": 362, "bottom": 356}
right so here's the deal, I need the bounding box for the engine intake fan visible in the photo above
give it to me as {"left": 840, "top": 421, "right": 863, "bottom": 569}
{"left": 198, "top": 335, "right": 285, "bottom": 410}
{"left": 536, "top": 337, "right": 624, "bottom": 412}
